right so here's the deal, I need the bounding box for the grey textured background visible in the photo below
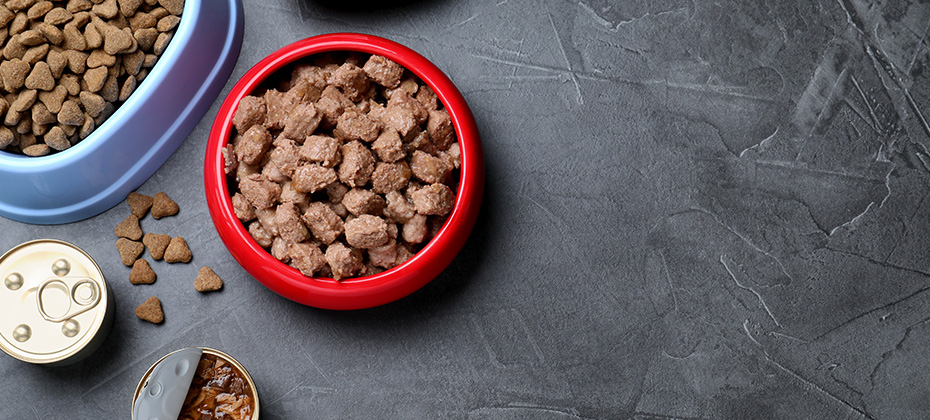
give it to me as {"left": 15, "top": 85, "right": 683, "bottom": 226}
{"left": 2, "top": 0, "right": 930, "bottom": 418}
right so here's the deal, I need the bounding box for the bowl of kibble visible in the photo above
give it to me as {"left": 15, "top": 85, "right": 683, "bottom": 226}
{"left": 0, "top": 0, "right": 243, "bottom": 224}
{"left": 205, "top": 33, "right": 484, "bottom": 310}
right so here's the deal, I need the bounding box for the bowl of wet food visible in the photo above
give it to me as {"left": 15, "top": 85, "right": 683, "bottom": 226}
{"left": 0, "top": 0, "right": 243, "bottom": 224}
{"left": 205, "top": 33, "right": 484, "bottom": 310}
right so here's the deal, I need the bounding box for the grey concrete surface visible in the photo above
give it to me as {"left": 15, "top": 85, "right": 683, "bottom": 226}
{"left": 1, "top": 0, "right": 930, "bottom": 418}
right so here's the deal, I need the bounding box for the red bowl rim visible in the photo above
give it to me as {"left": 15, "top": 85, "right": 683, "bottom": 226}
{"left": 204, "top": 33, "right": 484, "bottom": 310}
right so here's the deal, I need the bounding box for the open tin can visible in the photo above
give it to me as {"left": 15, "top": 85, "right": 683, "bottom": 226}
{"left": 0, "top": 239, "right": 113, "bottom": 366}
{"left": 132, "top": 347, "right": 260, "bottom": 420}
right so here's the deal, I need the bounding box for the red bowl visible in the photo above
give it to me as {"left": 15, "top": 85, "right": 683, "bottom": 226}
{"left": 204, "top": 33, "right": 484, "bottom": 310}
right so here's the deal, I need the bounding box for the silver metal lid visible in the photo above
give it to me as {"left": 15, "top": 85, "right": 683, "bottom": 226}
{"left": 0, "top": 240, "right": 110, "bottom": 364}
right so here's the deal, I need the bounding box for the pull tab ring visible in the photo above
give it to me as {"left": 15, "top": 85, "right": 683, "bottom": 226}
{"left": 37, "top": 277, "right": 101, "bottom": 323}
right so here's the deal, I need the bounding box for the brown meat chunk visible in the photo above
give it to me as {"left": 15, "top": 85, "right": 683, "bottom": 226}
{"left": 402, "top": 214, "right": 428, "bottom": 244}
{"left": 299, "top": 135, "right": 341, "bottom": 167}
{"left": 326, "top": 182, "right": 349, "bottom": 203}
{"left": 236, "top": 124, "right": 273, "bottom": 166}
{"left": 330, "top": 62, "right": 370, "bottom": 101}
{"left": 239, "top": 174, "right": 281, "bottom": 209}
{"left": 279, "top": 181, "right": 309, "bottom": 208}
{"left": 255, "top": 207, "right": 278, "bottom": 236}
{"left": 231, "top": 192, "right": 256, "bottom": 222}
{"left": 301, "top": 202, "right": 344, "bottom": 245}
{"left": 371, "top": 127, "right": 404, "bottom": 162}
{"left": 387, "top": 89, "right": 428, "bottom": 125}
{"left": 342, "top": 188, "right": 385, "bottom": 216}
{"left": 333, "top": 110, "right": 379, "bottom": 142}
{"left": 409, "top": 150, "right": 451, "bottom": 184}
{"left": 384, "top": 190, "right": 415, "bottom": 223}
{"left": 316, "top": 85, "right": 353, "bottom": 128}
{"left": 324, "top": 242, "right": 363, "bottom": 280}
{"left": 427, "top": 109, "right": 455, "bottom": 150}
{"left": 292, "top": 64, "right": 328, "bottom": 91}
{"left": 263, "top": 89, "right": 298, "bottom": 130}
{"left": 271, "top": 237, "right": 290, "bottom": 262}
{"left": 371, "top": 161, "right": 411, "bottom": 194}
{"left": 417, "top": 85, "right": 438, "bottom": 111}
{"left": 345, "top": 214, "right": 390, "bottom": 249}
{"left": 379, "top": 104, "right": 417, "bottom": 137}
{"left": 292, "top": 163, "right": 337, "bottom": 194}
{"left": 410, "top": 183, "right": 455, "bottom": 216}
{"left": 248, "top": 221, "right": 274, "bottom": 248}
{"left": 337, "top": 140, "right": 374, "bottom": 187}
{"left": 281, "top": 102, "right": 321, "bottom": 140}
{"left": 268, "top": 137, "right": 300, "bottom": 177}
{"left": 368, "top": 239, "right": 399, "bottom": 269}
{"left": 362, "top": 55, "right": 403, "bottom": 89}
{"left": 289, "top": 242, "right": 326, "bottom": 276}
{"left": 274, "top": 202, "right": 310, "bottom": 244}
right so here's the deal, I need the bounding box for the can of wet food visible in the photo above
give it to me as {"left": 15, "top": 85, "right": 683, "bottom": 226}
{"left": 132, "top": 347, "right": 260, "bottom": 420}
{"left": 0, "top": 239, "right": 114, "bottom": 366}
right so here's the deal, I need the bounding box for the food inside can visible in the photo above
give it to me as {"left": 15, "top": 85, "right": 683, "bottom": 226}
{"left": 133, "top": 347, "right": 259, "bottom": 420}
{"left": 179, "top": 352, "right": 256, "bottom": 420}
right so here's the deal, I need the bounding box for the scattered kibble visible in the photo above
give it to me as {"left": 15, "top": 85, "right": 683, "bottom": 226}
{"left": 194, "top": 266, "right": 222, "bottom": 292}
{"left": 151, "top": 191, "right": 179, "bottom": 219}
{"left": 127, "top": 191, "right": 153, "bottom": 218}
{"left": 115, "top": 237, "right": 143, "bottom": 266}
{"left": 163, "top": 236, "right": 191, "bottom": 263}
{"left": 142, "top": 232, "right": 170, "bottom": 260}
{"left": 114, "top": 214, "right": 143, "bottom": 240}
{"left": 134, "top": 296, "right": 164, "bottom": 324}
{"left": 129, "top": 258, "right": 156, "bottom": 285}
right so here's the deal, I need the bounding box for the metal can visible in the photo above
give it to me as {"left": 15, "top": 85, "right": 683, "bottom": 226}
{"left": 0, "top": 239, "right": 113, "bottom": 366}
{"left": 132, "top": 347, "right": 260, "bottom": 420}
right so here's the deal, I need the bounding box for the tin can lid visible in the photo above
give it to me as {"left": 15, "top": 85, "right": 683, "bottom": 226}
{"left": 0, "top": 240, "right": 110, "bottom": 364}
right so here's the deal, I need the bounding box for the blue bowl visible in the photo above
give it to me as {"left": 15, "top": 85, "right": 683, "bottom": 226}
{"left": 0, "top": 0, "right": 244, "bottom": 224}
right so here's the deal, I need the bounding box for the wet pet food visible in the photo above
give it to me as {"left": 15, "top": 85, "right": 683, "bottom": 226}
{"left": 0, "top": 0, "right": 184, "bottom": 156}
{"left": 223, "top": 52, "right": 460, "bottom": 280}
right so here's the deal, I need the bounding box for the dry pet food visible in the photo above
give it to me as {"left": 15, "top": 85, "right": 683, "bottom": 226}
{"left": 114, "top": 214, "right": 142, "bottom": 240}
{"left": 179, "top": 353, "right": 255, "bottom": 420}
{"left": 129, "top": 258, "right": 155, "bottom": 284}
{"left": 0, "top": 0, "right": 184, "bottom": 156}
{"left": 223, "top": 52, "right": 460, "bottom": 280}
{"left": 164, "top": 235, "right": 190, "bottom": 263}
{"left": 194, "top": 266, "right": 222, "bottom": 292}
{"left": 151, "top": 191, "right": 178, "bottom": 218}
{"left": 142, "top": 232, "right": 169, "bottom": 260}
{"left": 127, "top": 191, "right": 153, "bottom": 218}
{"left": 135, "top": 295, "right": 163, "bottom": 324}
{"left": 116, "top": 237, "right": 143, "bottom": 266}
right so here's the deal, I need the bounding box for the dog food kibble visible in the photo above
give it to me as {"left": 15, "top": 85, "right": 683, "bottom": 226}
{"left": 135, "top": 296, "right": 163, "bottom": 324}
{"left": 223, "top": 53, "right": 460, "bottom": 280}
{"left": 150, "top": 191, "right": 179, "bottom": 218}
{"left": 142, "top": 232, "right": 170, "bottom": 260}
{"left": 116, "top": 237, "right": 143, "bottom": 266}
{"left": 114, "top": 214, "right": 143, "bottom": 240}
{"left": 194, "top": 266, "right": 223, "bottom": 292}
{"left": 0, "top": 0, "right": 183, "bottom": 156}
{"left": 129, "top": 258, "right": 156, "bottom": 285}
{"left": 164, "top": 235, "right": 191, "bottom": 263}
{"left": 178, "top": 353, "right": 255, "bottom": 420}
{"left": 127, "top": 191, "right": 153, "bottom": 218}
